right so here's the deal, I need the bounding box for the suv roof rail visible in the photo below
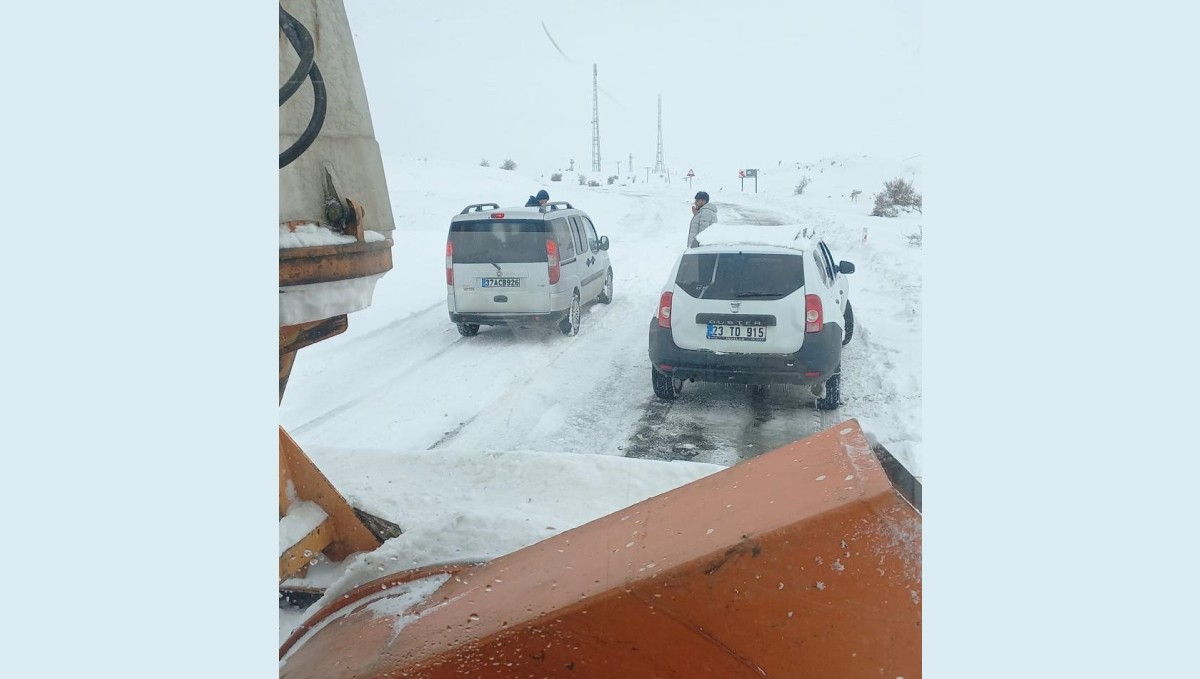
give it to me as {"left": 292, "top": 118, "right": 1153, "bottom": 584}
{"left": 460, "top": 202, "right": 500, "bottom": 214}
{"left": 539, "top": 201, "right": 574, "bottom": 212}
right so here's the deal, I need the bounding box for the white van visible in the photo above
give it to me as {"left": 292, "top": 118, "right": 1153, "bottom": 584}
{"left": 446, "top": 201, "right": 613, "bottom": 337}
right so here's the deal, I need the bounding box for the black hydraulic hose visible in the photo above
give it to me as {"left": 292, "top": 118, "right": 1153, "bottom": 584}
{"left": 279, "top": 5, "right": 314, "bottom": 105}
{"left": 279, "top": 5, "right": 327, "bottom": 168}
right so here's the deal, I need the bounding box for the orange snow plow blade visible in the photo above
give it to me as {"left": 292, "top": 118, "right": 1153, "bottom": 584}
{"left": 279, "top": 427, "right": 386, "bottom": 582}
{"left": 279, "top": 419, "right": 921, "bottom": 678}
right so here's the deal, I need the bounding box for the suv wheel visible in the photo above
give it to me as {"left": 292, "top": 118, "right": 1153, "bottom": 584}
{"left": 598, "top": 268, "right": 614, "bottom": 304}
{"left": 560, "top": 292, "right": 581, "bottom": 336}
{"left": 651, "top": 368, "right": 683, "bottom": 400}
{"left": 842, "top": 301, "right": 854, "bottom": 346}
{"left": 816, "top": 365, "right": 841, "bottom": 411}
{"left": 457, "top": 322, "right": 480, "bottom": 337}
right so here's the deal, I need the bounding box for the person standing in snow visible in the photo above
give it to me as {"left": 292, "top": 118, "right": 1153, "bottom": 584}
{"left": 525, "top": 189, "right": 550, "bottom": 207}
{"left": 687, "top": 191, "right": 717, "bottom": 247}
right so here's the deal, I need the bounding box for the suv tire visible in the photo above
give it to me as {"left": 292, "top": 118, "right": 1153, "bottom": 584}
{"left": 598, "top": 268, "right": 614, "bottom": 304}
{"left": 842, "top": 301, "right": 854, "bottom": 346}
{"left": 560, "top": 292, "right": 581, "bottom": 336}
{"left": 816, "top": 365, "right": 841, "bottom": 411}
{"left": 651, "top": 368, "right": 683, "bottom": 400}
{"left": 457, "top": 322, "right": 480, "bottom": 337}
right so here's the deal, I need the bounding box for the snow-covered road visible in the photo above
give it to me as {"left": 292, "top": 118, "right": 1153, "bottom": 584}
{"left": 280, "top": 155, "right": 922, "bottom": 475}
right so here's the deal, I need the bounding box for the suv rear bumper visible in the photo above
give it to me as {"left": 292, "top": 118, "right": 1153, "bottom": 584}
{"left": 648, "top": 319, "right": 842, "bottom": 385}
{"left": 451, "top": 310, "right": 569, "bottom": 326}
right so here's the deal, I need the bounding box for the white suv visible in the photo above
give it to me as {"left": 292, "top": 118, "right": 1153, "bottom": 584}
{"left": 647, "top": 224, "right": 855, "bottom": 409}
{"left": 446, "top": 201, "right": 613, "bottom": 336}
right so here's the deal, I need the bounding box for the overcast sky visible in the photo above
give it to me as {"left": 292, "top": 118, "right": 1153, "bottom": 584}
{"left": 345, "top": 0, "right": 921, "bottom": 177}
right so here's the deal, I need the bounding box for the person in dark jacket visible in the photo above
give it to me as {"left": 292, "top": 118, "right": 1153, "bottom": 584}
{"left": 524, "top": 189, "right": 550, "bottom": 207}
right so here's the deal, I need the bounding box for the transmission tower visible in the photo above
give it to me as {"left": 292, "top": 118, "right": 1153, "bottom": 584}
{"left": 653, "top": 94, "right": 665, "bottom": 174}
{"left": 591, "top": 64, "right": 601, "bottom": 172}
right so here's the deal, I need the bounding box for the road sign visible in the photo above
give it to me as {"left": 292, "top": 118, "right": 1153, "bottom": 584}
{"left": 686, "top": 169, "right": 695, "bottom": 177}
{"left": 738, "top": 169, "right": 745, "bottom": 178}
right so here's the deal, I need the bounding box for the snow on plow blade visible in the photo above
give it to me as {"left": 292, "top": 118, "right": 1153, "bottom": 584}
{"left": 279, "top": 419, "right": 921, "bottom": 678}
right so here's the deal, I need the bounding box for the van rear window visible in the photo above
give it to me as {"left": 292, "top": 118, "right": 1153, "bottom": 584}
{"left": 449, "top": 220, "right": 549, "bottom": 263}
{"left": 675, "top": 252, "right": 804, "bottom": 300}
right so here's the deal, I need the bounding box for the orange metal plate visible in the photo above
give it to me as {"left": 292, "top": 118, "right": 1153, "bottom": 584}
{"left": 280, "top": 419, "right": 921, "bottom": 678}
{"left": 279, "top": 238, "right": 393, "bottom": 286}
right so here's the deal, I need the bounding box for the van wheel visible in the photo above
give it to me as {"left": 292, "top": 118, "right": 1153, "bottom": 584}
{"left": 842, "top": 301, "right": 854, "bottom": 346}
{"left": 559, "top": 292, "right": 581, "bottom": 336}
{"left": 598, "top": 268, "right": 614, "bottom": 304}
{"left": 816, "top": 366, "right": 841, "bottom": 411}
{"left": 456, "top": 322, "right": 480, "bottom": 337}
{"left": 652, "top": 368, "right": 683, "bottom": 400}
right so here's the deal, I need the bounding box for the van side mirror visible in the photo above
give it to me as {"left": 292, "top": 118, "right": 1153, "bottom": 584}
{"left": 839, "top": 261, "right": 855, "bottom": 274}
{"left": 599, "top": 235, "right": 610, "bottom": 251}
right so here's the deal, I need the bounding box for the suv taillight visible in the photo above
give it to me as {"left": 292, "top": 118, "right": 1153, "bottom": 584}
{"left": 546, "top": 239, "right": 560, "bottom": 284}
{"left": 657, "top": 291, "right": 674, "bottom": 328}
{"left": 445, "top": 241, "right": 454, "bottom": 285}
{"left": 805, "top": 294, "right": 823, "bottom": 333}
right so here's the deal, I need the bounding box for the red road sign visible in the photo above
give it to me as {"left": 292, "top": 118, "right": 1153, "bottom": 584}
{"left": 686, "top": 169, "right": 695, "bottom": 177}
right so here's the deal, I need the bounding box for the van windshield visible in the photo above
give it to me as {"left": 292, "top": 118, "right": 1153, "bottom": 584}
{"left": 449, "top": 220, "right": 548, "bottom": 263}
{"left": 675, "top": 252, "right": 805, "bottom": 300}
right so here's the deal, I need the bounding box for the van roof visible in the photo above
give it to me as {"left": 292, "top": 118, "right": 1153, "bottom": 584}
{"left": 453, "top": 201, "right": 580, "bottom": 221}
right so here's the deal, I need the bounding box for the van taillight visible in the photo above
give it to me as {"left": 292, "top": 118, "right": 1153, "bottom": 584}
{"left": 805, "top": 294, "right": 823, "bottom": 333}
{"left": 546, "top": 239, "right": 560, "bottom": 284}
{"left": 657, "top": 291, "right": 674, "bottom": 328}
{"left": 445, "top": 241, "right": 454, "bottom": 285}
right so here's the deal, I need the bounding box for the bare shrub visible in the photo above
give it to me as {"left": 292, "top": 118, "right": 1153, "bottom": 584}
{"left": 550, "top": 172, "right": 563, "bottom": 182}
{"left": 871, "top": 177, "right": 923, "bottom": 217}
{"left": 500, "top": 159, "right": 517, "bottom": 171}
{"left": 794, "top": 176, "right": 811, "bottom": 195}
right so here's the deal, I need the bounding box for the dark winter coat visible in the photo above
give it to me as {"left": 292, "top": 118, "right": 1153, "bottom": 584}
{"left": 525, "top": 190, "right": 550, "bottom": 207}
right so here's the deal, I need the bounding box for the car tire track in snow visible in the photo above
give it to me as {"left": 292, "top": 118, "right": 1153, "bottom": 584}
{"left": 336, "top": 301, "right": 444, "bottom": 347}
{"left": 288, "top": 330, "right": 474, "bottom": 436}
{"left": 424, "top": 412, "right": 481, "bottom": 450}
{"left": 720, "top": 203, "right": 791, "bottom": 227}
{"left": 620, "top": 383, "right": 833, "bottom": 466}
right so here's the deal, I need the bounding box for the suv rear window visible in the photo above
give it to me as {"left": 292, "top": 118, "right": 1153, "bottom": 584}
{"left": 675, "top": 252, "right": 804, "bottom": 300}
{"left": 449, "top": 220, "right": 549, "bottom": 263}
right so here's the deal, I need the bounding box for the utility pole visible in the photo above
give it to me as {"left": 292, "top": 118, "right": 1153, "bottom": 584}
{"left": 616, "top": 161, "right": 621, "bottom": 175}
{"left": 628, "top": 153, "right": 633, "bottom": 176}
{"left": 591, "top": 64, "right": 601, "bottom": 172}
{"left": 654, "top": 94, "right": 665, "bottom": 174}
{"left": 645, "top": 166, "right": 651, "bottom": 183}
